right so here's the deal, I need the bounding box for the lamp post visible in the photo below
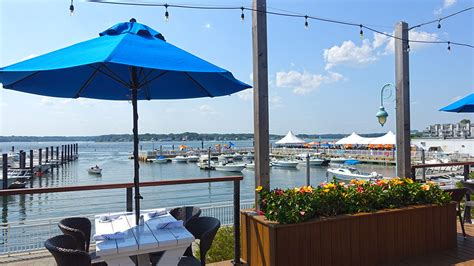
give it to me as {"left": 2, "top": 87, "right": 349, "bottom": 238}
{"left": 376, "top": 83, "right": 394, "bottom": 127}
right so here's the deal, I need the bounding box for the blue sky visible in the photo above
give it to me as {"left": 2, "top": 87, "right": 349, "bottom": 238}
{"left": 0, "top": 0, "right": 473, "bottom": 136}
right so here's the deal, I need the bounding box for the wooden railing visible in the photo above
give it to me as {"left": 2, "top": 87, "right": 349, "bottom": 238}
{"left": 0, "top": 176, "right": 244, "bottom": 265}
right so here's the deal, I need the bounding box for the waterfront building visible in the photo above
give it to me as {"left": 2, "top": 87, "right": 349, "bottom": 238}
{"left": 422, "top": 121, "right": 473, "bottom": 139}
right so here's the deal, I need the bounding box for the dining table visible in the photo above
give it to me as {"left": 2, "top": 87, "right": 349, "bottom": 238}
{"left": 95, "top": 209, "right": 195, "bottom": 266}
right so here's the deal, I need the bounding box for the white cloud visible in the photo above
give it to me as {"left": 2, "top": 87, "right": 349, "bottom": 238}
{"left": 237, "top": 89, "right": 253, "bottom": 101}
{"left": 198, "top": 104, "right": 216, "bottom": 115}
{"left": 435, "top": 0, "right": 457, "bottom": 14}
{"left": 269, "top": 95, "right": 284, "bottom": 109}
{"left": 323, "top": 40, "right": 377, "bottom": 70}
{"left": 276, "top": 70, "right": 344, "bottom": 95}
{"left": 381, "top": 30, "right": 438, "bottom": 54}
{"left": 204, "top": 23, "right": 211, "bottom": 29}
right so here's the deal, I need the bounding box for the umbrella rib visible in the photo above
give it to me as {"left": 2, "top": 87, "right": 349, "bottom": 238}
{"left": 184, "top": 72, "right": 213, "bottom": 97}
{"left": 141, "top": 69, "right": 155, "bottom": 84}
{"left": 140, "top": 69, "right": 151, "bottom": 100}
{"left": 4, "top": 71, "right": 40, "bottom": 88}
{"left": 137, "top": 71, "right": 169, "bottom": 89}
{"left": 88, "top": 65, "right": 130, "bottom": 88}
{"left": 100, "top": 63, "right": 131, "bottom": 87}
{"left": 73, "top": 65, "right": 102, "bottom": 98}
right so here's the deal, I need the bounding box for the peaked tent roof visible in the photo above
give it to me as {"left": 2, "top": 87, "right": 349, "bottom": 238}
{"left": 369, "top": 131, "right": 396, "bottom": 145}
{"left": 275, "top": 131, "right": 306, "bottom": 145}
{"left": 335, "top": 132, "right": 364, "bottom": 145}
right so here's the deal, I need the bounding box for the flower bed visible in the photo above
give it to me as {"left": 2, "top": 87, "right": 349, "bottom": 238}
{"left": 257, "top": 178, "right": 451, "bottom": 224}
{"left": 240, "top": 179, "right": 457, "bottom": 265}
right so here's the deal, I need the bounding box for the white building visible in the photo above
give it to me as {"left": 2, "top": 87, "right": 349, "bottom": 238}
{"left": 423, "top": 122, "right": 473, "bottom": 139}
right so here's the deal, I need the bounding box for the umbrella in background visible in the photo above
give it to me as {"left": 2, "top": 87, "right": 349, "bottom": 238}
{"left": 0, "top": 19, "right": 251, "bottom": 224}
{"left": 440, "top": 93, "right": 474, "bottom": 113}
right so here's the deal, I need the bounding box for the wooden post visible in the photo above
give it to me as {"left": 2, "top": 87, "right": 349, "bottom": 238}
{"left": 19, "top": 151, "right": 25, "bottom": 169}
{"left": 45, "top": 147, "right": 49, "bottom": 162}
{"left": 252, "top": 0, "right": 270, "bottom": 209}
{"left": 56, "top": 146, "right": 59, "bottom": 161}
{"left": 233, "top": 179, "right": 241, "bottom": 265}
{"left": 29, "top": 150, "right": 33, "bottom": 174}
{"left": 421, "top": 149, "right": 426, "bottom": 181}
{"left": 2, "top": 154, "right": 7, "bottom": 190}
{"left": 394, "top": 21, "right": 411, "bottom": 179}
{"left": 126, "top": 187, "right": 133, "bottom": 212}
{"left": 464, "top": 165, "right": 471, "bottom": 223}
{"left": 61, "top": 145, "right": 64, "bottom": 164}
{"left": 67, "top": 145, "right": 70, "bottom": 161}
{"left": 38, "top": 148, "right": 42, "bottom": 165}
{"left": 50, "top": 146, "right": 54, "bottom": 161}
{"left": 306, "top": 153, "right": 310, "bottom": 186}
{"left": 208, "top": 147, "right": 211, "bottom": 169}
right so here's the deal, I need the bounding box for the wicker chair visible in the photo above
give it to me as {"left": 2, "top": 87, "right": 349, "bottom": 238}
{"left": 170, "top": 206, "right": 202, "bottom": 226}
{"left": 445, "top": 188, "right": 468, "bottom": 238}
{"left": 178, "top": 217, "right": 221, "bottom": 266}
{"left": 44, "top": 235, "right": 106, "bottom": 266}
{"left": 58, "top": 217, "right": 91, "bottom": 252}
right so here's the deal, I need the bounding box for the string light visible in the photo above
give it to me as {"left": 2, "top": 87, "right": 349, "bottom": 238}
{"left": 359, "top": 24, "right": 364, "bottom": 39}
{"left": 69, "top": 0, "right": 74, "bottom": 16}
{"left": 406, "top": 41, "right": 410, "bottom": 52}
{"left": 164, "top": 3, "right": 169, "bottom": 22}
{"left": 85, "top": 1, "right": 474, "bottom": 49}
{"left": 437, "top": 19, "right": 441, "bottom": 29}
{"left": 240, "top": 7, "right": 245, "bottom": 22}
{"left": 448, "top": 41, "right": 451, "bottom": 52}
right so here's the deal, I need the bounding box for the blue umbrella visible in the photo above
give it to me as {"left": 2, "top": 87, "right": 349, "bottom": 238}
{"left": 0, "top": 19, "right": 251, "bottom": 224}
{"left": 440, "top": 93, "right": 474, "bottom": 113}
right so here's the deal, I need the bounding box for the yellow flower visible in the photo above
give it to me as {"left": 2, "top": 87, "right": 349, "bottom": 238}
{"left": 350, "top": 179, "right": 357, "bottom": 184}
{"left": 256, "top": 186, "right": 263, "bottom": 192}
{"left": 356, "top": 180, "right": 366, "bottom": 186}
{"left": 303, "top": 186, "right": 313, "bottom": 193}
{"left": 421, "top": 184, "right": 430, "bottom": 191}
{"left": 339, "top": 182, "right": 346, "bottom": 186}
{"left": 324, "top": 183, "right": 336, "bottom": 189}
{"left": 406, "top": 178, "right": 413, "bottom": 184}
{"left": 323, "top": 189, "right": 330, "bottom": 193}
{"left": 294, "top": 187, "right": 300, "bottom": 192}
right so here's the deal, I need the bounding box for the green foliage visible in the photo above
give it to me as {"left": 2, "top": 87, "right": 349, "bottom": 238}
{"left": 258, "top": 178, "right": 452, "bottom": 224}
{"left": 460, "top": 119, "right": 471, "bottom": 125}
{"left": 195, "top": 226, "right": 235, "bottom": 263}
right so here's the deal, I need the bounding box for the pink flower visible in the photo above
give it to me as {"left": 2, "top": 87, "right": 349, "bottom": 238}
{"left": 258, "top": 210, "right": 265, "bottom": 215}
{"left": 300, "top": 211, "right": 305, "bottom": 216}
{"left": 357, "top": 186, "right": 363, "bottom": 193}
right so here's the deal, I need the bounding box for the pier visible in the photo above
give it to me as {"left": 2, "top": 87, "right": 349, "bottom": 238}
{"left": 1, "top": 143, "right": 79, "bottom": 190}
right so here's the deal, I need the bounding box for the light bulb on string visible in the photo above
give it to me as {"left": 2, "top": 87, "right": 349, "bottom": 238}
{"left": 359, "top": 25, "right": 364, "bottom": 39}
{"left": 240, "top": 7, "right": 245, "bottom": 22}
{"left": 437, "top": 19, "right": 441, "bottom": 29}
{"left": 164, "top": 4, "right": 169, "bottom": 22}
{"left": 447, "top": 41, "right": 451, "bottom": 52}
{"left": 406, "top": 41, "right": 410, "bottom": 52}
{"left": 69, "top": 0, "right": 74, "bottom": 16}
{"left": 304, "top": 15, "right": 308, "bottom": 29}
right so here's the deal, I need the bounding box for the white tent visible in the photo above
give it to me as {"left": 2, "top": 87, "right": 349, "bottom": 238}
{"left": 335, "top": 132, "right": 364, "bottom": 145}
{"left": 369, "top": 131, "right": 396, "bottom": 145}
{"left": 275, "top": 131, "right": 306, "bottom": 145}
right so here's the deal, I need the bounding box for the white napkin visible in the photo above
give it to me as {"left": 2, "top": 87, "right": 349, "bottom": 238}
{"left": 93, "top": 231, "right": 126, "bottom": 241}
{"left": 145, "top": 208, "right": 167, "bottom": 220}
{"left": 98, "top": 214, "right": 122, "bottom": 223}
{"left": 156, "top": 220, "right": 184, "bottom": 230}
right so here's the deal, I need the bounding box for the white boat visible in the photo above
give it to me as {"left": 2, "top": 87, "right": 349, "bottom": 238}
{"left": 186, "top": 155, "right": 200, "bottom": 163}
{"left": 244, "top": 152, "right": 254, "bottom": 160}
{"left": 171, "top": 156, "right": 188, "bottom": 163}
{"left": 88, "top": 166, "right": 102, "bottom": 175}
{"left": 232, "top": 153, "right": 244, "bottom": 160}
{"left": 330, "top": 157, "right": 351, "bottom": 164}
{"left": 245, "top": 162, "right": 255, "bottom": 169}
{"left": 272, "top": 159, "right": 299, "bottom": 168}
{"left": 6, "top": 169, "right": 29, "bottom": 189}
{"left": 214, "top": 162, "right": 246, "bottom": 172}
{"left": 299, "top": 157, "right": 325, "bottom": 166}
{"left": 327, "top": 167, "right": 379, "bottom": 181}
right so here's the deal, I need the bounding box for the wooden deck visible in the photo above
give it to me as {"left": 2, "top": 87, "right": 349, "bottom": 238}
{"left": 3, "top": 223, "right": 474, "bottom": 265}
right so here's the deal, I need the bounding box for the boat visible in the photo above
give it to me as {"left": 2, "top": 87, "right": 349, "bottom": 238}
{"left": 214, "top": 162, "right": 246, "bottom": 172}
{"left": 155, "top": 156, "right": 169, "bottom": 164}
{"left": 186, "top": 155, "right": 200, "bottom": 163}
{"left": 171, "top": 156, "right": 188, "bottom": 163}
{"left": 330, "top": 157, "right": 351, "bottom": 164}
{"left": 326, "top": 167, "right": 379, "bottom": 181}
{"left": 232, "top": 153, "right": 244, "bottom": 161}
{"left": 272, "top": 159, "right": 299, "bottom": 168}
{"left": 6, "top": 169, "right": 29, "bottom": 189}
{"left": 299, "top": 157, "right": 325, "bottom": 166}
{"left": 88, "top": 166, "right": 102, "bottom": 175}
{"left": 245, "top": 162, "right": 255, "bottom": 169}
{"left": 244, "top": 152, "right": 254, "bottom": 160}
{"left": 218, "top": 154, "right": 234, "bottom": 162}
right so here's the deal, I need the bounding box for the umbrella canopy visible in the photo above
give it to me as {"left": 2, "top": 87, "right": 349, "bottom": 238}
{"left": 0, "top": 19, "right": 251, "bottom": 224}
{"left": 440, "top": 93, "right": 474, "bottom": 113}
{"left": 275, "top": 131, "right": 306, "bottom": 146}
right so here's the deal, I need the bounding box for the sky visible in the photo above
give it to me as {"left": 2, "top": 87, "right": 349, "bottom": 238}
{"left": 0, "top": 0, "right": 473, "bottom": 136}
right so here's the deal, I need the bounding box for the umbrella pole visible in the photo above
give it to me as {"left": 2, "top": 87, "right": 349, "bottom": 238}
{"left": 131, "top": 67, "right": 141, "bottom": 225}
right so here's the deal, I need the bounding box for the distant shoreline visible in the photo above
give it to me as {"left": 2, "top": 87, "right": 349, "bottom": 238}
{"left": 0, "top": 132, "right": 387, "bottom": 143}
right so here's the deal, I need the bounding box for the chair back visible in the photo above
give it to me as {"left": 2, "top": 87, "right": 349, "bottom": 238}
{"left": 445, "top": 188, "right": 467, "bottom": 204}
{"left": 58, "top": 217, "right": 91, "bottom": 252}
{"left": 170, "top": 206, "right": 201, "bottom": 226}
{"left": 185, "top": 216, "right": 221, "bottom": 266}
{"left": 461, "top": 181, "right": 474, "bottom": 194}
{"left": 44, "top": 235, "right": 91, "bottom": 266}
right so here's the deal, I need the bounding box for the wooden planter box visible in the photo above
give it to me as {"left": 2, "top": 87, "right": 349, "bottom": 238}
{"left": 241, "top": 203, "right": 457, "bottom": 266}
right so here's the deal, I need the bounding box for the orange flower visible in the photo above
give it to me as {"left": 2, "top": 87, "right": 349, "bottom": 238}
{"left": 350, "top": 179, "right": 357, "bottom": 185}
{"left": 421, "top": 184, "right": 430, "bottom": 191}
{"left": 323, "top": 189, "right": 330, "bottom": 193}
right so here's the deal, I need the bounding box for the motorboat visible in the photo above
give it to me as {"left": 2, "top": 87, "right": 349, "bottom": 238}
{"left": 245, "top": 162, "right": 255, "bottom": 169}
{"left": 299, "top": 157, "right": 325, "bottom": 166}
{"left": 326, "top": 167, "right": 379, "bottom": 181}
{"left": 272, "top": 159, "right": 299, "bottom": 168}
{"left": 244, "top": 152, "right": 254, "bottom": 160}
{"left": 6, "top": 169, "right": 29, "bottom": 189}
{"left": 171, "top": 156, "right": 188, "bottom": 163}
{"left": 214, "top": 162, "right": 246, "bottom": 172}
{"left": 232, "top": 153, "right": 244, "bottom": 161}
{"left": 88, "top": 165, "right": 102, "bottom": 175}
{"left": 155, "top": 156, "right": 169, "bottom": 164}
{"left": 330, "top": 157, "right": 351, "bottom": 164}
{"left": 186, "top": 155, "right": 200, "bottom": 163}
